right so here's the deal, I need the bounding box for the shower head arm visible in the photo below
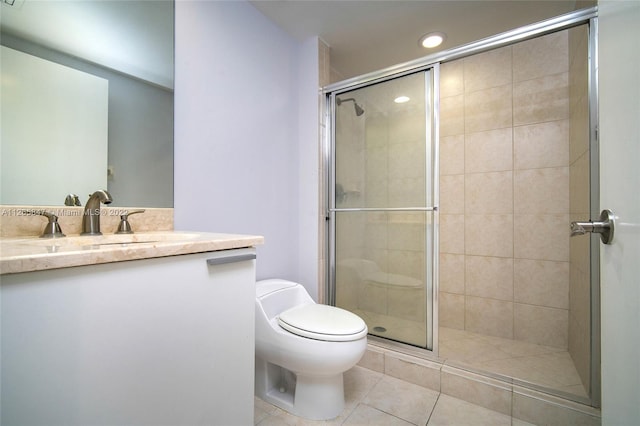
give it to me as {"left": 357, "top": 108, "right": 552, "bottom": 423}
{"left": 336, "top": 97, "right": 356, "bottom": 106}
{"left": 336, "top": 97, "right": 365, "bottom": 116}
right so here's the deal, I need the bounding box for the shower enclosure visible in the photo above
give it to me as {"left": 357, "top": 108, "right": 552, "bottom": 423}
{"left": 329, "top": 70, "right": 438, "bottom": 351}
{"left": 326, "top": 8, "right": 600, "bottom": 407}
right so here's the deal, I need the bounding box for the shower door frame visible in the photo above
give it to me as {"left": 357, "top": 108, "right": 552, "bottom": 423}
{"left": 327, "top": 67, "right": 440, "bottom": 354}
{"left": 323, "top": 6, "right": 601, "bottom": 407}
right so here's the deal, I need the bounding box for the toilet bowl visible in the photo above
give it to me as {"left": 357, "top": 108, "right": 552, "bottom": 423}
{"left": 255, "top": 279, "right": 368, "bottom": 420}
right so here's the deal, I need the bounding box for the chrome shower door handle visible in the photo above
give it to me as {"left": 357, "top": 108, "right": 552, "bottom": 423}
{"left": 570, "top": 209, "right": 615, "bottom": 244}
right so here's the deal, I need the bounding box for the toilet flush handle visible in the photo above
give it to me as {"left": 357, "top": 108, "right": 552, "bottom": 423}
{"left": 570, "top": 209, "right": 615, "bottom": 244}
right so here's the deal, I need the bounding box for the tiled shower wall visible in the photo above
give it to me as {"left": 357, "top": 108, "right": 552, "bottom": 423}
{"left": 568, "top": 25, "right": 591, "bottom": 392}
{"left": 439, "top": 30, "right": 574, "bottom": 349}
{"left": 327, "top": 28, "right": 591, "bottom": 384}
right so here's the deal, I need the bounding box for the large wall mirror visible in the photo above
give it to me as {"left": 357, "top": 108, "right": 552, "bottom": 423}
{"left": 0, "top": 0, "right": 174, "bottom": 208}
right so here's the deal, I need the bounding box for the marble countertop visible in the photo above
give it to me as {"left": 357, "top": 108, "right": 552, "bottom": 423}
{"left": 0, "top": 231, "right": 264, "bottom": 275}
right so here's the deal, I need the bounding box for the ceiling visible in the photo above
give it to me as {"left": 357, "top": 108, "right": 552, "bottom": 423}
{"left": 0, "top": 1, "right": 591, "bottom": 89}
{"left": 250, "top": 0, "right": 590, "bottom": 82}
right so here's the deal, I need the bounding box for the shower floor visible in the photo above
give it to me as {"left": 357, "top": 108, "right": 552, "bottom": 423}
{"left": 354, "top": 309, "right": 588, "bottom": 399}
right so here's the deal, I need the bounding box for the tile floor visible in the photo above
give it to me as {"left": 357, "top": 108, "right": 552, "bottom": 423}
{"left": 254, "top": 365, "right": 535, "bottom": 425}
{"left": 439, "top": 327, "right": 587, "bottom": 398}
{"left": 354, "top": 307, "right": 588, "bottom": 399}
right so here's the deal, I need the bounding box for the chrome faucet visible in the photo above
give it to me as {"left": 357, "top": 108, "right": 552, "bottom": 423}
{"left": 81, "top": 190, "right": 113, "bottom": 235}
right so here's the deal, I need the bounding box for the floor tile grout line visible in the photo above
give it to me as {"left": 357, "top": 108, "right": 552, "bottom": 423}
{"left": 424, "top": 392, "right": 442, "bottom": 425}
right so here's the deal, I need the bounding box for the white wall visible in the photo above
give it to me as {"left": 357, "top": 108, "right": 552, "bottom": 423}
{"left": 598, "top": 1, "right": 640, "bottom": 424}
{"left": 297, "top": 37, "right": 321, "bottom": 297}
{"left": 174, "top": 0, "right": 320, "bottom": 295}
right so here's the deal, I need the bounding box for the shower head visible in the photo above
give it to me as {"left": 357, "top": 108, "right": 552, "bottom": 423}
{"left": 336, "top": 97, "right": 365, "bottom": 116}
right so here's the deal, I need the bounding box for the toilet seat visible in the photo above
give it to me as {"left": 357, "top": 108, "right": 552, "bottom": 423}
{"left": 278, "top": 304, "right": 368, "bottom": 342}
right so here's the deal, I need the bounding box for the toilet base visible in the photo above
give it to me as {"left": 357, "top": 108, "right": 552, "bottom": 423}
{"left": 255, "top": 358, "right": 345, "bottom": 420}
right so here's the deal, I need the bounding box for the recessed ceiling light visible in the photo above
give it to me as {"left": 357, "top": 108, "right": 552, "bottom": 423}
{"left": 394, "top": 96, "right": 410, "bottom": 104}
{"left": 419, "top": 32, "right": 445, "bottom": 49}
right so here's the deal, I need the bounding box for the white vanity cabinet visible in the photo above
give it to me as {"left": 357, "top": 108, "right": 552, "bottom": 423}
{"left": 1, "top": 248, "right": 256, "bottom": 426}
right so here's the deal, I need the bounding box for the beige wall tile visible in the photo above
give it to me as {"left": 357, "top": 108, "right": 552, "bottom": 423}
{"left": 388, "top": 220, "right": 425, "bottom": 251}
{"left": 513, "top": 72, "right": 569, "bottom": 126}
{"left": 388, "top": 176, "right": 425, "bottom": 206}
{"left": 514, "top": 303, "right": 568, "bottom": 348}
{"left": 514, "top": 167, "right": 569, "bottom": 214}
{"left": 440, "top": 60, "right": 464, "bottom": 98}
{"left": 436, "top": 29, "right": 581, "bottom": 357}
{"left": 463, "top": 45, "right": 512, "bottom": 93}
{"left": 335, "top": 267, "right": 361, "bottom": 309}
{"left": 514, "top": 214, "right": 569, "bottom": 261}
{"left": 465, "top": 128, "right": 513, "bottom": 173}
{"left": 514, "top": 120, "right": 570, "bottom": 170}
{"left": 569, "top": 96, "right": 590, "bottom": 164}
{"left": 357, "top": 281, "right": 388, "bottom": 315}
{"left": 465, "top": 296, "right": 514, "bottom": 339}
{"left": 568, "top": 317, "right": 590, "bottom": 393}
{"left": 358, "top": 345, "right": 385, "bottom": 373}
{"left": 439, "top": 253, "right": 465, "bottom": 294}
{"left": 440, "top": 135, "right": 465, "bottom": 175}
{"left": 514, "top": 259, "right": 569, "bottom": 309}
{"left": 465, "top": 256, "right": 514, "bottom": 301}
{"left": 388, "top": 287, "right": 426, "bottom": 322}
{"left": 366, "top": 247, "right": 391, "bottom": 271}
{"left": 440, "top": 174, "right": 465, "bottom": 214}
{"left": 441, "top": 95, "right": 465, "bottom": 137}
{"left": 466, "top": 171, "right": 513, "bottom": 214}
{"left": 384, "top": 352, "right": 442, "bottom": 392}
{"left": 513, "top": 30, "right": 568, "bottom": 82}
{"left": 465, "top": 84, "right": 513, "bottom": 133}
{"left": 440, "top": 214, "right": 465, "bottom": 254}
{"left": 512, "top": 388, "right": 600, "bottom": 426}
{"left": 389, "top": 140, "right": 425, "bottom": 180}
{"left": 389, "top": 111, "right": 426, "bottom": 144}
{"left": 569, "top": 25, "right": 588, "bottom": 70}
{"left": 365, "top": 116, "right": 389, "bottom": 148}
{"left": 465, "top": 214, "right": 513, "bottom": 258}
{"left": 440, "top": 367, "right": 512, "bottom": 415}
{"left": 387, "top": 250, "right": 424, "bottom": 279}
{"left": 569, "top": 151, "right": 590, "bottom": 215}
{"left": 569, "top": 47, "right": 588, "bottom": 112}
{"left": 439, "top": 292, "right": 465, "bottom": 329}
{"left": 364, "top": 220, "right": 388, "bottom": 249}
{"left": 569, "top": 238, "right": 591, "bottom": 307}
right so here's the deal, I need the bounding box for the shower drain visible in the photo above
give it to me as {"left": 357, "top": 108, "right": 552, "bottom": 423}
{"left": 373, "top": 326, "right": 387, "bottom": 333}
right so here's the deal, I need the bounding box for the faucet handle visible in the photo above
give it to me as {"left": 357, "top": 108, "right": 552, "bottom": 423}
{"left": 115, "top": 209, "right": 145, "bottom": 234}
{"left": 64, "top": 194, "right": 81, "bottom": 206}
{"left": 19, "top": 209, "right": 66, "bottom": 239}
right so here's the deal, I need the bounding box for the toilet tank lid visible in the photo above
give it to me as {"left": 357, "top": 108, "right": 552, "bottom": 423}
{"left": 256, "top": 279, "right": 299, "bottom": 298}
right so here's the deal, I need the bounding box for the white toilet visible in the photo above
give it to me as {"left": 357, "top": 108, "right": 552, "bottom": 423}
{"left": 254, "top": 279, "right": 368, "bottom": 420}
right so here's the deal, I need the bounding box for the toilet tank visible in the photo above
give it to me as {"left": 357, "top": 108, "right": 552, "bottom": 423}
{"left": 256, "top": 279, "right": 313, "bottom": 320}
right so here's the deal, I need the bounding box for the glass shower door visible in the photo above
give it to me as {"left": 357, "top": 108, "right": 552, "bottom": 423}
{"left": 330, "top": 70, "right": 436, "bottom": 349}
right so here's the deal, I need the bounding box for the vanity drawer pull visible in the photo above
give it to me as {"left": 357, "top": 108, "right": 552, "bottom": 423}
{"left": 206, "top": 253, "right": 256, "bottom": 266}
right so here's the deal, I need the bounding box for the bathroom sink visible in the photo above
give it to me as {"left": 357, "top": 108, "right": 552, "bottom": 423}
{"left": 13, "top": 232, "right": 203, "bottom": 248}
